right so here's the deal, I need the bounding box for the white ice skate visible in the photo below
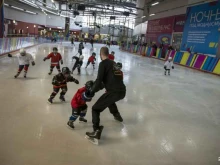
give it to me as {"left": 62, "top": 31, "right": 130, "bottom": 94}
{"left": 85, "top": 135, "right": 99, "bottom": 145}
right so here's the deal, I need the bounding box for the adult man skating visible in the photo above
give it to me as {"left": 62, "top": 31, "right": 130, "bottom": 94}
{"left": 85, "top": 47, "right": 126, "bottom": 144}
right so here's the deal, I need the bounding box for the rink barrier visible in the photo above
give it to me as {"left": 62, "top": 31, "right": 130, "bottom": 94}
{"left": 0, "top": 37, "right": 49, "bottom": 56}
{"left": 121, "top": 45, "right": 220, "bottom": 75}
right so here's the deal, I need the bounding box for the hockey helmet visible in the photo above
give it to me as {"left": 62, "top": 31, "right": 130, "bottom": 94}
{"left": 111, "top": 51, "right": 115, "bottom": 55}
{"left": 116, "top": 62, "right": 122, "bottom": 70}
{"left": 168, "top": 57, "right": 172, "bottom": 60}
{"left": 92, "top": 52, "right": 96, "bottom": 56}
{"left": 20, "top": 48, "right": 26, "bottom": 56}
{"left": 53, "top": 47, "right": 58, "bottom": 52}
{"left": 85, "top": 80, "right": 94, "bottom": 91}
{"left": 62, "top": 67, "right": 71, "bottom": 74}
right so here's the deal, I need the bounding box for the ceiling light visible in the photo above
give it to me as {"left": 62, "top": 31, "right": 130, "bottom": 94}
{"left": 13, "top": 20, "right": 16, "bottom": 23}
{"left": 150, "top": 14, "right": 155, "bottom": 16}
{"left": 25, "top": 10, "right": 37, "bottom": 14}
{"left": 51, "top": 0, "right": 54, "bottom": 2}
{"left": 141, "top": 16, "right": 146, "bottom": 18}
{"left": 19, "top": 0, "right": 39, "bottom": 8}
{"left": 151, "top": 2, "right": 159, "bottom": 6}
{"left": 27, "top": 26, "right": 29, "bottom": 28}
{"left": 4, "top": 3, "right": 9, "bottom": 6}
{"left": 11, "top": 6, "right": 24, "bottom": 11}
{"left": 57, "top": 27, "right": 62, "bottom": 29}
{"left": 34, "top": 25, "right": 36, "bottom": 27}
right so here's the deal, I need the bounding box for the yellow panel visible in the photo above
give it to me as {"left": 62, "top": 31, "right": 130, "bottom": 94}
{"left": 145, "top": 47, "right": 148, "bottom": 54}
{"left": 209, "top": 42, "right": 215, "bottom": 48}
{"left": 156, "top": 48, "right": 160, "bottom": 58}
{"left": 180, "top": 52, "right": 190, "bottom": 65}
{"left": 213, "top": 60, "right": 220, "bottom": 74}
{"left": 190, "top": 55, "right": 197, "bottom": 67}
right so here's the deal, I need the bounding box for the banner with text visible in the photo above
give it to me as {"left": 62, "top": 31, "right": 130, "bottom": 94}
{"left": 181, "top": 1, "right": 220, "bottom": 55}
{"left": 146, "top": 16, "right": 175, "bottom": 45}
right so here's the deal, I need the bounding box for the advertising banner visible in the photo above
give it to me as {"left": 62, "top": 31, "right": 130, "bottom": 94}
{"left": 181, "top": 1, "right": 220, "bottom": 55}
{"left": 146, "top": 16, "right": 175, "bottom": 45}
{"left": 0, "top": 0, "right": 4, "bottom": 38}
{"left": 174, "top": 14, "right": 186, "bottom": 32}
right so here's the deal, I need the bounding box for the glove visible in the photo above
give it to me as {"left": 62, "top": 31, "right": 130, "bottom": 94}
{"left": 74, "top": 79, "right": 79, "bottom": 84}
{"left": 43, "top": 57, "right": 47, "bottom": 61}
{"left": 164, "top": 66, "right": 167, "bottom": 70}
{"left": 60, "top": 60, "right": 63, "bottom": 65}
{"left": 32, "top": 61, "right": 35, "bottom": 66}
{"left": 8, "top": 54, "right": 12, "bottom": 57}
{"left": 172, "top": 66, "right": 174, "bottom": 69}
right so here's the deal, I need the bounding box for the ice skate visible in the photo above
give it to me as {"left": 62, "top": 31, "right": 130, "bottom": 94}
{"left": 48, "top": 72, "right": 52, "bottom": 75}
{"left": 48, "top": 98, "right": 53, "bottom": 104}
{"left": 85, "top": 126, "right": 104, "bottom": 145}
{"left": 114, "top": 113, "right": 123, "bottom": 122}
{"left": 59, "top": 95, "right": 65, "bottom": 102}
{"left": 67, "top": 121, "right": 74, "bottom": 129}
{"left": 14, "top": 75, "right": 18, "bottom": 78}
{"left": 79, "top": 117, "right": 87, "bottom": 123}
{"left": 164, "top": 72, "right": 166, "bottom": 75}
{"left": 24, "top": 73, "right": 27, "bottom": 78}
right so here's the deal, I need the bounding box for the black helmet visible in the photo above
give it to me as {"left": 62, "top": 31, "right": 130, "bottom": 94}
{"left": 53, "top": 47, "right": 58, "bottom": 51}
{"left": 114, "top": 62, "right": 122, "bottom": 70}
{"left": 111, "top": 51, "right": 115, "bottom": 55}
{"left": 62, "top": 67, "right": 70, "bottom": 74}
{"left": 85, "top": 80, "right": 94, "bottom": 91}
{"left": 92, "top": 52, "right": 96, "bottom": 56}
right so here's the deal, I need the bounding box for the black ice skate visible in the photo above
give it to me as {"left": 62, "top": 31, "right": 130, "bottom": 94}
{"left": 164, "top": 71, "right": 166, "bottom": 75}
{"left": 14, "top": 75, "right": 18, "bottom": 78}
{"left": 48, "top": 72, "right": 52, "bottom": 75}
{"left": 67, "top": 121, "right": 74, "bottom": 129}
{"left": 59, "top": 96, "right": 65, "bottom": 102}
{"left": 48, "top": 98, "right": 53, "bottom": 104}
{"left": 114, "top": 113, "right": 123, "bottom": 122}
{"left": 85, "top": 126, "right": 104, "bottom": 145}
{"left": 79, "top": 117, "right": 87, "bottom": 123}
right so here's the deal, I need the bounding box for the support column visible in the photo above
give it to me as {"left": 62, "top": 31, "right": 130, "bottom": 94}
{"left": 0, "top": 0, "right": 4, "bottom": 38}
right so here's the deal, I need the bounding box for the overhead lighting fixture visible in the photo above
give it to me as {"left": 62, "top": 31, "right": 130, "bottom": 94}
{"left": 13, "top": 20, "right": 16, "bottom": 23}
{"left": 4, "top": 3, "right": 9, "bottom": 6}
{"left": 57, "top": 27, "right": 62, "bottom": 29}
{"left": 11, "top": 6, "right": 24, "bottom": 11}
{"left": 150, "top": 14, "right": 155, "bottom": 16}
{"left": 19, "top": 0, "right": 39, "bottom": 8}
{"left": 51, "top": 0, "right": 54, "bottom": 2}
{"left": 27, "top": 26, "right": 29, "bottom": 28}
{"left": 151, "top": 2, "right": 159, "bottom": 6}
{"left": 141, "top": 16, "right": 146, "bottom": 18}
{"left": 25, "top": 10, "right": 37, "bottom": 14}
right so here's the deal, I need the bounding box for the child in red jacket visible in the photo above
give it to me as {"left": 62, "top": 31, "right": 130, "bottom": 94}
{"left": 108, "top": 51, "right": 115, "bottom": 61}
{"left": 67, "top": 80, "right": 95, "bottom": 129}
{"left": 43, "top": 47, "right": 63, "bottom": 75}
{"left": 85, "top": 52, "right": 96, "bottom": 69}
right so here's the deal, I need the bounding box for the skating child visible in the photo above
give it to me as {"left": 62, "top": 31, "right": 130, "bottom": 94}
{"left": 72, "top": 55, "right": 84, "bottom": 75}
{"left": 108, "top": 51, "right": 115, "bottom": 61}
{"left": 67, "top": 80, "right": 95, "bottom": 129}
{"left": 85, "top": 52, "right": 96, "bottom": 69}
{"left": 164, "top": 57, "right": 174, "bottom": 75}
{"left": 48, "top": 67, "right": 79, "bottom": 104}
{"left": 8, "top": 48, "right": 35, "bottom": 78}
{"left": 78, "top": 41, "right": 84, "bottom": 55}
{"left": 43, "top": 47, "right": 63, "bottom": 75}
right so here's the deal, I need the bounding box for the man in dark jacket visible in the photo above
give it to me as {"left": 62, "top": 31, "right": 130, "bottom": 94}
{"left": 85, "top": 47, "right": 126, "bottom": 144}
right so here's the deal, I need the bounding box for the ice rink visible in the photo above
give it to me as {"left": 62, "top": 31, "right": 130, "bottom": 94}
{"left": 0, "top": 43, "right": 220, "bottom": 165}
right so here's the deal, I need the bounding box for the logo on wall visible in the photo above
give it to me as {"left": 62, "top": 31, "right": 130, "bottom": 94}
{"left": 158, "top": 34, "right": 171, "bottom": 45}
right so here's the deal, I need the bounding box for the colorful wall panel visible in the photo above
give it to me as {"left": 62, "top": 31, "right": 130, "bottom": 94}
{"left": 180, "top": 52, "right": 190, "bottom": 65}
{"left": 213, "top": 60, "right": 220, "bottom": 74}
{"left": 193, "top": 55, "right": 207, "bottom": 69}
